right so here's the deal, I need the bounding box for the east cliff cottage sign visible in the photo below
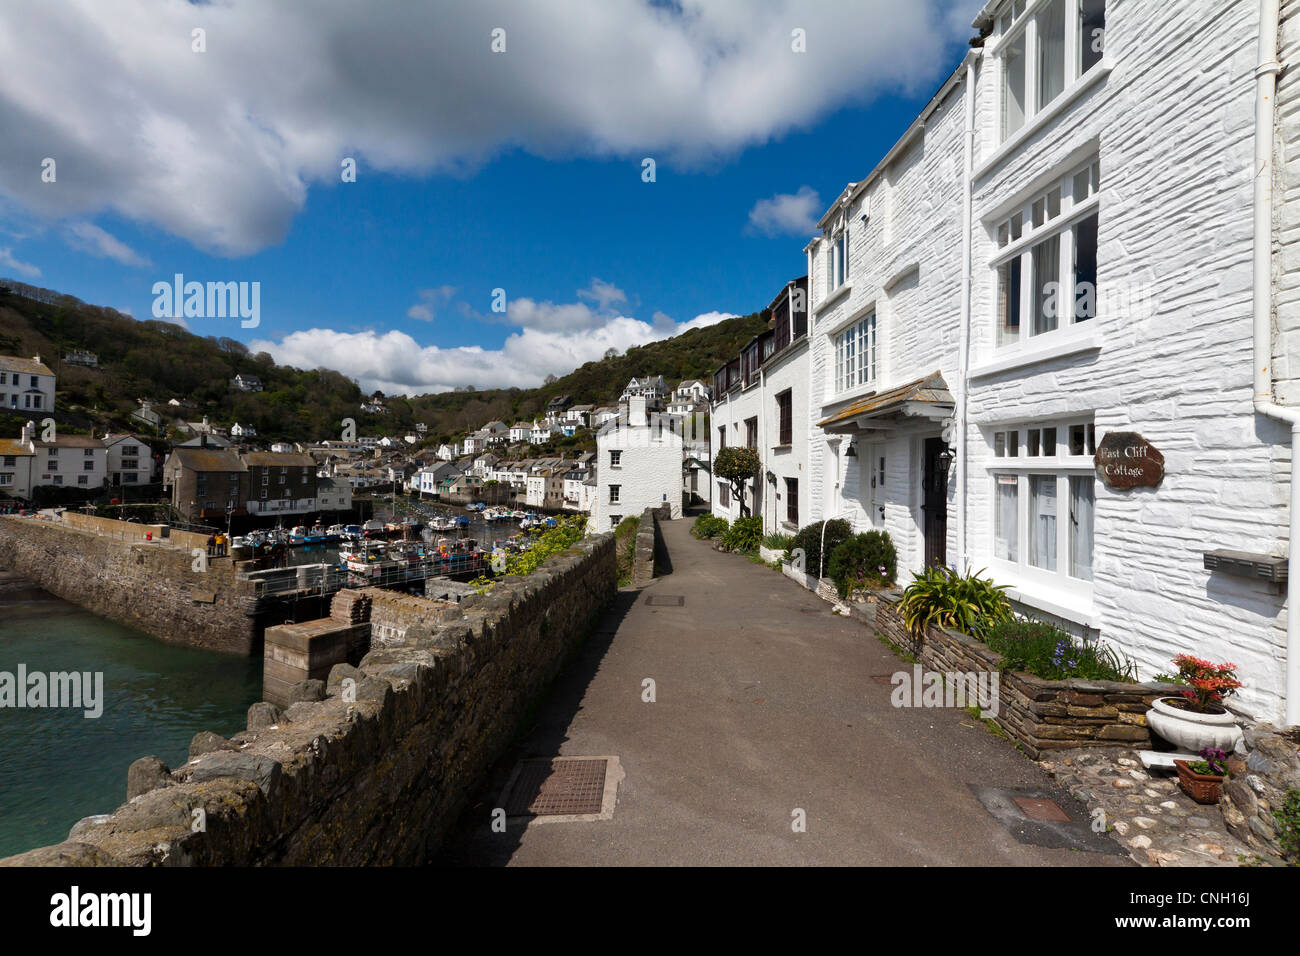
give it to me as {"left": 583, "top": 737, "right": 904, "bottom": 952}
{"left": 1095, "top": 432, "right": 1164, "bottom": 489}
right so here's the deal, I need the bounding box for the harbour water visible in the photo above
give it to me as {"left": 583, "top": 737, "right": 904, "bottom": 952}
{"left": 0, "top": 574, "right": 260, "bottom": 859}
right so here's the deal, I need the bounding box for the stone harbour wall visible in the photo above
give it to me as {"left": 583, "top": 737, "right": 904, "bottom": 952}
{"left": 0, "top": 515, "right": 258, "bottom": 654}
{"left": 0, "top": 532, "right": 616, "bottom": 866}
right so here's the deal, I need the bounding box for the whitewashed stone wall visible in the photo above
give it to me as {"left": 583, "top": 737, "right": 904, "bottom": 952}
{"left": 965, "top": 0, "right": 1288, "bottom": 720}
{"left": 590, "top": 413, "right": 684, "bottom": 533}
{"left": 711, "top": 381, "right": 764, "bottom": 522}
{"left": 806, "top": 69, "right": 969, "bottom": 576}
{"left": 1278, "top": 0, "right": 1300, "bottom": 405}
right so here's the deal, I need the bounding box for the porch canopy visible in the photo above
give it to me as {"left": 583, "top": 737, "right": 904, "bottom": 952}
{"left": 817, "top": 370, "right": 954, "bottom": 434}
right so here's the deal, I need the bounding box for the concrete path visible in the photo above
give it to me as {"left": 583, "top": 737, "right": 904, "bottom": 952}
{"left": 435, "top": 518, "right": 1130, "bottom": 866}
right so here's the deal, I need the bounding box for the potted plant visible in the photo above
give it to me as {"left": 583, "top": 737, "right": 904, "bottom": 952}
{"left": 1174, "top": 748, "right": 1230, "bottom": 805}
{"left": 1146, "top": 655, "right": 1244, "bottom": 753}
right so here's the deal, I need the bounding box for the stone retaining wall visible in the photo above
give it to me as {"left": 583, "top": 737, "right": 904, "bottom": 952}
{"left": 780, "top": 561, "right": 1177, "bottom": 759}
{"left": 0, "top": 515, "right": 258, "bottom": 654}
{"left": 0, "top": 532, "right": 617, "bottom": 866}
{"left": 1220, "top": 724, "right": 1300, "bottom": 859}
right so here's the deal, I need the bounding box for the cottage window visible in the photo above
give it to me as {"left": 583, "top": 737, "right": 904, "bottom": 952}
{"left": 835, "top": 312, "right": 877, "bottom": 394}
{"left": 776, "top": 390, "right": 793, "bottom": 446}
{"left": 988, "top": 416, "right": 1095, "bottom": 592}
{"left": 0, "top": 474, "right": 12, "bottom": 486}
{"left": 78, "top": 475, "right": 88, "bottom": 486}
{"left": 83, "top": 460, "right": 94, "bottom": 471}
{"left": 785, "top": 477, "right": 799, "bottom": 525}
{"left": 991, "top": 158, "right": 1100, "bottom": 351}
{"left": 609, "top": 484, "right": 620, "bottom": 504}
{"left": 3, "top": 456, "right": 14, "bottom": 467}
{"left": 745, "top": 417, "right": 758, "bottom": 449}
{"left": 996, "top": 0, "right": 1106, "bottom": 144}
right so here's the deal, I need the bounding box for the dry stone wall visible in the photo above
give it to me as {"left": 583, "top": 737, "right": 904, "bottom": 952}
{"left": 0, "top": 532, "right": 616, "bottom": 866}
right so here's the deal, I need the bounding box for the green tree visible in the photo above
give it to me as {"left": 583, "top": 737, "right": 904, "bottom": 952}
{"left": 714, "top": 446, "right": 761, "bottom": 517}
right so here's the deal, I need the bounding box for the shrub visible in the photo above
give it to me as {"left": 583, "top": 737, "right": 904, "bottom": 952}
{"left": 761, "top": 532, "right": 794, "bottom": 550}
{"left": 714, "top": 446, "right": 762, "bottom": 517}
{"left": 1275, "top": 788, "right": 1300, "bottom": 866}
{"left": 898, "top": 565, "right": 1012, "bottom": 640}
{"left": 1170, "top": 654, "right": 1243, "bottom": 712}
{"left": 826, "top": 531, "right": 897, "bottom": 598}
{"left": 613, "top": 515, "right": 641, "bottom": 587}
{"left": 691, "top": 514, "right": 729, "bottom": 539}
{"left": 984, "top": 618, "right": 1137, "bottom": 682}
{"left": 785, "top": 519, "right": 853, "bottom": 577}
{"left": 720, "top": 515, "right": 763, "bottom": 553}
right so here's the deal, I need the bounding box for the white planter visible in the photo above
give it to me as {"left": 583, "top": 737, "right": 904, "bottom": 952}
{"left": 757, "top": 544, "right": 785, "bottom": 564}
{"left": 1145, "top": 696, "right": 1244, "bottom": 753}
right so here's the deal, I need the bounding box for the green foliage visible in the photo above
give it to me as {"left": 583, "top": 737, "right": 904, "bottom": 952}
{"left": 713, "top": 446, "right": 762, "bottom": 517}
{"left": 761, "top": 532, "right": 794, "bottom": 550}
{"left": 691, "top": 514, "right": 729, "bottom": 539}
{"left": 786, "top": 519, "right": 852, "bottom": 578}
{"left": 719, "top": 515, "right": 763, "bottom": 553}
{"left": 496, "top": 516, "right": 587, "bottom": 579}
{"left": 613, "top": 515, "right": 640, "bottom": 587}
{"left": 826, "top": 531, "right": 898, "bottom": 598}
{"left": 1275, "top": 788, "right": 1300, "bottom": 866}
{"left": 984, "top": 619, "right": 1137, "bottom": 682}
{"left": 898, "top": 565, "right": 1012, "bottom": 640}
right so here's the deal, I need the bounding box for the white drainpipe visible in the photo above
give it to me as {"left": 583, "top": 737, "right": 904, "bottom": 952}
{"left": 1252, "top": 0, "right": 1300, "bottom": 726}
{"left": 956, "top": 52, "right": 979, "bottom": 576}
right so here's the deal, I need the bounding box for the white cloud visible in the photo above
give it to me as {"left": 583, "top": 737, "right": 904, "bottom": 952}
{"left": 0, "top": 246, "right": 40, "bottom": 278}
{"left": 64, "top": 221, "right": 151, "bottom": 267}
{"left": 577, "top": 278, "right": 628, "bottom": 311}
{"left": 406, "top": 285, "right": 457, "bottom": 321}
{"left": 249, "top": 306, "right": 737, "bottom": 395}
{"left": 0, "top": 0, "right": 976, "bottom": 255}
{"left": 745, "top": 185, "right": 822, "bottom": 237}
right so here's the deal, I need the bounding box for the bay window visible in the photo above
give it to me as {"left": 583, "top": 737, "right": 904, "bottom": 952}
{"left": 996, "top": 0, "right": 1106, "bottom": 144}
{"left": 991, "top": 158, "right": 1100, "bottom": 350}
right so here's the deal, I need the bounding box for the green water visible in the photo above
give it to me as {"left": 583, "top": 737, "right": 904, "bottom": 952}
{"left": 0, "top": 584, "right": 260, "bottom": 859}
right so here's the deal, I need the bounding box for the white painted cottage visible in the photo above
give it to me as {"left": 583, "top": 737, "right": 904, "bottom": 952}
{"left": 796, "top": 0, "right": 1300, "bottom": 724}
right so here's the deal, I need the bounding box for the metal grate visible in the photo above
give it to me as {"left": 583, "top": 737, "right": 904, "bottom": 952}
{"left": 646, "top": 594, "right": 685, "bottom": 606}
{"left": 1012, "top": 797, "right": 1072, "bottom": 822}
{"left": 503, "top": 758, "right": 609, "bottom": 816}
{"left": 870, "top": 674, "right": 896, "bottom": 685}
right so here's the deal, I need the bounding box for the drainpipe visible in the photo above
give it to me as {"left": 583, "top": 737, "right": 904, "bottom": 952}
{"left": 1251, "top": 0, "right": 1300, "bottom": 726}
{"left": 956, "top": 51, "right": 979, "bottom": 576}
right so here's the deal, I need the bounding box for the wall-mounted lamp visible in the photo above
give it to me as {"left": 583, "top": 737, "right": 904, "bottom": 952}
{"left": 845, "top": 439, "right": 858, "bottom": 458}
{"left": 937, "top": 447, "right": 954, "bottom": 470}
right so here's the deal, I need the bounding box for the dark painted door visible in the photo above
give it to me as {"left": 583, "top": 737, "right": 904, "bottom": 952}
{"left": 921, "top": 437, "right": 948, "bottom": 568}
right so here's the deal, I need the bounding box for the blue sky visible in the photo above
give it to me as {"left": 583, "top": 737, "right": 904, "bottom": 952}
{"left": 0, "top": 0, "right": 981, "bottom": 394}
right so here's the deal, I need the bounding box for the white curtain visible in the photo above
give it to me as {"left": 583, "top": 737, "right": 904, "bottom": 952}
{"left": 1033, "top": 234, "right": 1061, "bottom": 335}
{"left": 1038, "top": 0, "right": 1066, "bottom": 108}
{"left": 1070, "top": 476, "right": 1094, "bottom": 580}
{"left": 995, "top": 478, "right": 1018, "bottom": 561}
{"left": 1029, "top": 475, "right": 1057, "bottom": 571}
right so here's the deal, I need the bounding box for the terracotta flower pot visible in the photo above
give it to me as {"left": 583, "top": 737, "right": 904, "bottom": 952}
{"left": 1174, "top": 759, "right": 1226, "bottom": 805}
{"left": 1145, "top": 696, "right": 1243, "bottom": 752}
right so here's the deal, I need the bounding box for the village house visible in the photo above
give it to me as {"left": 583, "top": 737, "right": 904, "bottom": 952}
{"left": 620, "top": 375, "right": 668, "bottom": 410}
{"left": 794, "top": 0, "right": 1300, "bottom": 724}
{"left": 242, "top": 451, "right": 318, "bottom": 517}
{"left": 508, "top": 421, "right": 531, "bottom": 444}
{"left": 667, "top": 379, "right": 711, "bottom": 415}
{"left": 130, "top": 401, "right": 164, "bottom": 429}
{"left": 0, "top": 355, "right": 55, "bottom": 413}
{"left": 102, "top": 434, "right": 154, "bottom": 486}
{"left": 314, "top": 476, "right": 353, "bottom": 514}
{"left": 711, "top": 277, "right": 810, "bottom": 531}
{"left": 530, "top": 421, "right": 553, "bottom": 445}
{"left": 230, "top": 423, "right": 256, "bottom": 439}
{"left": 589, "top": 396, "right": 684, "bottom": 532}
{"left": 34, "top": 430, "right": 108, "bottom": 492}
{"left": 163, "top": 444, "right": 249, "bottom": 524}
{"left": 231, "top": 373, "right": 263, "bottom": 392}
{"left": 62, "top": 349, "right": 98, "bottom": 368}
{"left": 566, "top": 404, "right": 593, "bottom": 426}
{"left": 0, "top": 434, "right": 35, "bottom": 500}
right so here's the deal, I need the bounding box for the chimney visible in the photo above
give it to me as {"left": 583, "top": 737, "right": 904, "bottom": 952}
{"left": 20, "top": 420, "right": 34, "bottom": 444}
{"left": 628, "top": 395, "right": 647, "bottom": 428}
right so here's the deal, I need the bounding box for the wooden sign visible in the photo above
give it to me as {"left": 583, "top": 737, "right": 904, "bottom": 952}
{"left": 1095, "top": 432, "right": 1164, "bottom": 489}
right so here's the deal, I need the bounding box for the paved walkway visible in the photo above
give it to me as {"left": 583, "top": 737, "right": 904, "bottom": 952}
{"left": 435, "top": 518, "right": 1130, "bottom": 866}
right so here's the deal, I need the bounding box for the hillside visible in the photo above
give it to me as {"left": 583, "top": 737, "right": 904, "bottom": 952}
{"left": 0, "top": 280, "right": 767, "bottom": 445}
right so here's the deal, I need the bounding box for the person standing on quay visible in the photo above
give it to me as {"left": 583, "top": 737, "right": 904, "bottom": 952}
{"left": 206, "top": 533, "right": 216, "bottom": 557}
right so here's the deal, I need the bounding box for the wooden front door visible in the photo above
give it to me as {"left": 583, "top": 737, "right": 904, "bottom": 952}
{"left": 921, "top": 437, "right": 948, "bottom": 568}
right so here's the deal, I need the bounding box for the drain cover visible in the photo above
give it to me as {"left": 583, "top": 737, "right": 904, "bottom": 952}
{"left": 499, "top": 757, "right": 623, "bottom": 822}
{"left": 870, "top": 674, "right": 896, "bottom": 685}
{"left": 646, "top": 594, "right": 685, "bottom": 606}
{"left": 1012, "top": 796, "right": 1072, "bottom": 822}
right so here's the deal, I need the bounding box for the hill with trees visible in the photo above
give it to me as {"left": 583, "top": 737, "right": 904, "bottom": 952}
{"left": 0, "top": 279, "right": 768, "bottom": 445}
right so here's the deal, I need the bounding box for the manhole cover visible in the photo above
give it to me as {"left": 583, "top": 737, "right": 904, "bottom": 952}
{"left": 870, "top": 674, "right": 895, "bottom": 685}
{"left": 646, "top": 594, "right": 685, "bottom": 606}
{"left": 1012, "top": 796, "right": 1072, "bottom": 822}
{"left": 499, "top": 757, "right": 622, "bottom": 822}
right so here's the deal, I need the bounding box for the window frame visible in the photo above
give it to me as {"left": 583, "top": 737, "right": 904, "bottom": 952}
{"left": 987, "top": 416, "right": 1096, "bottom": 598}
{"left": 833, "top": 311, "right": 878, "bottom": 396}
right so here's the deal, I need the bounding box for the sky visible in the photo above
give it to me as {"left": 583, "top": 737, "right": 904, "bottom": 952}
{"left": 0, "top": 0, "right": 982, "bottom": 396}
